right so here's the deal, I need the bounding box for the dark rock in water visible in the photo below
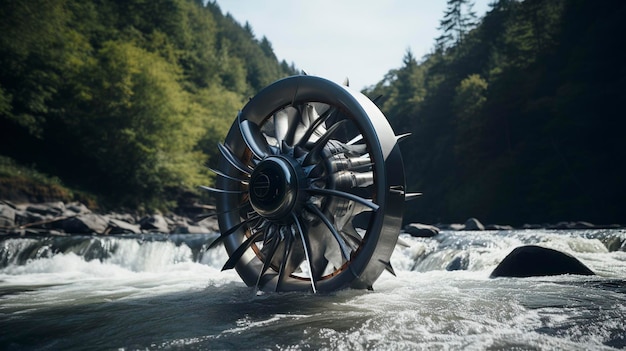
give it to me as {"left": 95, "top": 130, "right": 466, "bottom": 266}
{"left": 57, "top": 214, "right": 109, "bottom": 234}
{"left": 446, "top": 254, "right": 469, "bottom": 271}
{"left": 490, "top": 245, "right": 595, "bottom": 278}
{"left": 139, "top": 214, "right": 169, "bottom": 233}
{"left": 404, "top": 223, "right": 440, "bottom": 237}
{"left": 437, "top": 223, "right": 465, "bottom": 231}
{"left": 172, "top": 224, "right": 211, "bottom": 234}
{"left": 464, "top": 218, "right": 485, "bottom": 231}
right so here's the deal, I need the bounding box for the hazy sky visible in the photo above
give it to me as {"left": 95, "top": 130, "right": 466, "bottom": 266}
{"left": 216, "top": 0, "right": 493, "bottom": 90}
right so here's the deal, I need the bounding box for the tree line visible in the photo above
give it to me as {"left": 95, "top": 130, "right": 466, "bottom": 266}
{"left": 365, "top": 0, "right": 626, "bottom": 225}
{"left": 0, "top": 0, "right": 297, "bottom": 209}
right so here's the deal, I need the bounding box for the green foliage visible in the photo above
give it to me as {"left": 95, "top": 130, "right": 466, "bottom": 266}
{"left": 367, "top": 0, "right": 626, "bottom": 225}
{"left": 0, "top": 0, "right": 294, "bottom": 210}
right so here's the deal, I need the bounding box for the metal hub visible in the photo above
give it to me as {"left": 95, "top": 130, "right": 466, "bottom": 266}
{"left": 249, "top": 156, "right": 304, "bottom": 222}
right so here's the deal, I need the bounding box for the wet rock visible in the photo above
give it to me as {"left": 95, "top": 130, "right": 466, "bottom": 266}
{"left": 485, "top": 224, "right": 514, "bottom": 230}
{"left": 106, "top": 218, "right": 142, "bottom": 235}
{"left": 404, "top": 223, "right": 439, "bottom": 237}
{"left": 139, "top": 214, "right": 170, "bottom": 233}
{"left": 446, "top": 254, "right": 469, "bottom": 271}
{"left": 66, "top": 202, "right": 91, "bottom": 215}
{"left": 490, "top": 245, "right": 595, "bottom": 278}
{"left": 0, "top": 203, "right": 16, "bottom": 228}
{"left": 26, "top": 201, "right": 66, "bottom": 216}
{"left": 464, "top": 218, "right": 485, "bottom": 231}
{"left": 197, "top": 217, "right": 219, "bottom": 233}
{"left": 436, "top": 223, "right": 465, "bottom": 231}
{"left": 108, "top": 212, "right": 137, "bottom": 224}
{"left": 602, "top": 236, "right": 626, "bottom": 252}
{"left": 548, "top": 221, "right": 596, "bottom": 230}
{"left": 57, "top": 214, "right": 109, "bottom": 234}
{"left": 172, "top": 224, "right": 212, "bottom": 234}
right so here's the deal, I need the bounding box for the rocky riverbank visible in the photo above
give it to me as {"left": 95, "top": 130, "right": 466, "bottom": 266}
{"left": 0, "top": 200, "right": 218, "bottom": 236}
{"left": 403, "top": 217, "right": 623, "bottom": 238}
{"left": 1, "top": 200, "right": 623, "bottom": 239}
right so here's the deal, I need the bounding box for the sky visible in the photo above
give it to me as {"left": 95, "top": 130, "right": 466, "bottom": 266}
{"left": 216, "top": 0, "right": 493, "bottom": 90}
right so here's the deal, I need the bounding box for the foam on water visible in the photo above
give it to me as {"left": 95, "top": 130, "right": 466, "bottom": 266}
{"left": 1, "top": 230, "right": 625, "bottom": 350}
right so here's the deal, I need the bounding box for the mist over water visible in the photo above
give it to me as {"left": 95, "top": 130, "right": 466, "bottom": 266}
{"left": 1, "top": 230, "right": 625, "bottom": 350}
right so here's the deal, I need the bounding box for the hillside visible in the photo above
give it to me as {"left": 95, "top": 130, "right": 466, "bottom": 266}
{"left": 0, "top": 0, "right": 297, "bottom": 210}
{"left": 365, "top": 0, "right": 626, "bottom": 225}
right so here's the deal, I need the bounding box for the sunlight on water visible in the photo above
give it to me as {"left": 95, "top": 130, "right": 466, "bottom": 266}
{"left": 1, "top": 230, "right": 625, "bottom": 350}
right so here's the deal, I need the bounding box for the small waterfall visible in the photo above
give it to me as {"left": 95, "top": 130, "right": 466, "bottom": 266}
{"left": 0, "top": 234, "right": 223, "bottom": 272}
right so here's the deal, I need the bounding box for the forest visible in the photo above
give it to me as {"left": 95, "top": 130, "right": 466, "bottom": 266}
{"left": 0, "top": 0, "right": 297, "bottom": 209}
{"left": 1, "top": 0, "right": 624, "bottom": 225}
{"left": 365, "top": 0, "right": 625, "bottom": 225}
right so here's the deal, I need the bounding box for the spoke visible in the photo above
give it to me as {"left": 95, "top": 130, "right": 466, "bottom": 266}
{"left": 222, "top": 230, "right": 264, "bottom": 271}
{"left": 306, "top": 203, "right": 352, "bottom": 262}
{"left": 302, "top": 119, "right": 348, "bottom": 166}
{"left": 256, "top": 225, "right": 281, "bottom": 289}
{"left": 346, "top": 134, "right": 363, "bottom": 145}
{"left": 306, "top": 187, "right": 379, "bottom": 211}
{"left": 276, "top": 227, "right": 295, "bottom": 291}
{"left": 240, "top": 119, "right": 272, "bottom": 159}
{"left": 218, "top": 143, "right": 252, "bottom": 175}
{"left": 199, "top": 185, "right": 247, "bottom": 194}
{"left": 208, "top": 167, "right": 249, "bottom": 184}
{"left": 195, "top": 202, "right": 252, "bottom": 221}
{"left": 292, "top": 213, "right": 317, "bottom": 293}
{"left": 295, "top": 106, "right": 336, "bottom": 148}
{"left": 208, "top": 214, "right": 260, "bottom": 249}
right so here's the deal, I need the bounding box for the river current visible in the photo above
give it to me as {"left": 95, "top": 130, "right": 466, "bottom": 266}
{"left": 1, "top": 229, "right": 625, "bottom": 350}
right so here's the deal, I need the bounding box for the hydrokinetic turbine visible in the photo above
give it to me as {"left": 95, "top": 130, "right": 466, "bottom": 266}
{"left": 203, "top": 75, "right": 418, "bottom": 293}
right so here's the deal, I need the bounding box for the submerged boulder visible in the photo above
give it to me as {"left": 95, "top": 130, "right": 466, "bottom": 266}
{"left": 490, "top": 245, "right": 595, "bottom": 278}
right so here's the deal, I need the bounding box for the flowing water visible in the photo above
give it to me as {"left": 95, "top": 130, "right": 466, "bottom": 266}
{"left": 1, "top": 229, "right": 625, "bottom": 350}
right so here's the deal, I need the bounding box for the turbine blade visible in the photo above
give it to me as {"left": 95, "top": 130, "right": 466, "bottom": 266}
{"left": 379, "top": 259, "right": 397, "bottom": 277}
{"left": 396, "top": 133, "right": 412, "bottom": 143}
{"left": 218, "top": 143, "right": 252, "bottom": 175}
{"left": 194, "top": 202, "right": 252, "bottom": 221}
{"left": 208, "top": 214, "right": 260, "bottom": 249}
{"left": 292, "top": 213, "right": 317, "bottom": 293}
{"left": 240, "top": 119, "right": 272, "bottom": 159}
{"left": 405, "top": 193, "right": 423, "bottom": 201}
{"left": 295, "top": 106, "right": 336, "bottom": 148}
{"left": 302, "top": 119, "right": 348, "bottom": 166}
{"left": 208, "top": 167, "right": 248, "bottom": 184}
{"left": 306, "top": 187, "right": 379, "bottom": 211}
{"left": 199, "top": 185, "right": 247, "bottom": 194}
{"left": 256, "top": 225, "right": 281, "bottom": 289}
{"left": 306, "top": 203, "right": 351, "bottom": 262}
{"left": 222, "top": 230, "right": 264, "bottom": 271}
{"left": 276, "top": 228, "right": 295, "bottom": 291}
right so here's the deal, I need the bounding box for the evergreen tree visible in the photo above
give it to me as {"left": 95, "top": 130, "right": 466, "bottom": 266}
{"left": 436, "top": 0, "right": 478, "bottom": 50}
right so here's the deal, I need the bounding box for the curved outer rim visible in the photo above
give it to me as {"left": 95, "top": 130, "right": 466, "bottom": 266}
{"left": 216, "top": 75, "right": 406, "bottom": 292}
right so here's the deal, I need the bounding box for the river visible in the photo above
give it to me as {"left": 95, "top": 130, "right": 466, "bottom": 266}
{"left": 1, "top": 229, "right": 625, "bottom": 350}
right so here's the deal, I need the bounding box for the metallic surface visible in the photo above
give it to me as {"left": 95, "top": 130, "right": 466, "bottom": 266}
{"left": 211, "top": 75, "right": 407, "bottom": 292}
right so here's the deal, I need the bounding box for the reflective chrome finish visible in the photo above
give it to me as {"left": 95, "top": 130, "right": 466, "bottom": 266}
{"left": 207, "top": 75, "right": 407, "bottom": 293}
